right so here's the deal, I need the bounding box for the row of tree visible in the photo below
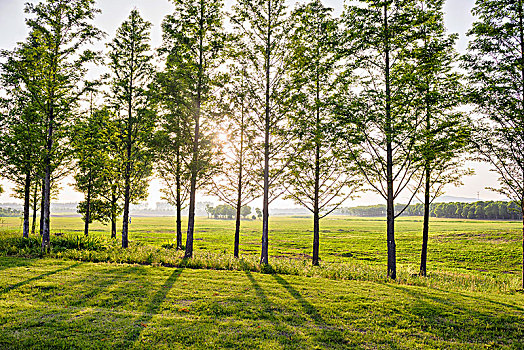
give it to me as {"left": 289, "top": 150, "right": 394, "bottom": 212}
{"left": 205, "top": 204, "right": 254, "bottom": 220}
{"left": 340, "top": 201, "right": 524, "bottom": 220}
{"left": 0, "top": 0, "right": 523, "bottom": 286}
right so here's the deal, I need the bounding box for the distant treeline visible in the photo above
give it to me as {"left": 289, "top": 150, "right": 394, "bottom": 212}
{"left": 338, "top": 201, "right": 523, "bottom": 220}
{"left": 0, "top": 207, "right": 22, "bottom": 217}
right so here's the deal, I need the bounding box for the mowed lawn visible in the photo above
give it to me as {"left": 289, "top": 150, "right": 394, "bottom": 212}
{"left": 1, "top": 216, "right": 523, "bottom": 349}
{"left": 1, "top": 215, "right": 522, "bottom": 274}
{"left": 1, "top": 256, "right": 523, "bottom": 349}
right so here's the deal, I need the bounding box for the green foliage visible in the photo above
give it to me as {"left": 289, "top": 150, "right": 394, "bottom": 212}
{"left": 463, "top": 0, "right": 524, "bottom": 211}
{"left": 284, "top": 0, "right": 360, "bottom": 219}
{"left": 340, "top": 201, "right": 523, "bottom": 220}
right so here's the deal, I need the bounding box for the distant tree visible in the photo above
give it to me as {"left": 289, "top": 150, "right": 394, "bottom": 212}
{"left": 232, "top": 0, "right": 293, "bottom": 265}
{"left": 285, "top": 0, "right": 361, "bottom": 266}
{"left": 107, "top": 9, "right": 155, "bottom": 248}
{"left": 463, "top": 0, "right": 524, "bottom": 288}
{"left": 240, "top": 205, "right": 251, "bottom": 219}
{"left": 341, "top": 0, "right": 426, "bottom": 279}
{"left": 162, "top": 0, "right": 226, "bottom": 258}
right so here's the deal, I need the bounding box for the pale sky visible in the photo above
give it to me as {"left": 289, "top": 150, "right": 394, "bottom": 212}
{"left": 0, "top": 0, "right": 504, "bottom": 207}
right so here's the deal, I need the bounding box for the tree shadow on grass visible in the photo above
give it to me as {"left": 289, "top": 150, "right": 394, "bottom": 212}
{"left": 0, "top": 261, "right": 82, "bottom": 296}
{"left": 271, "top": 274, "right": 325, "bottom": 324}
{"left": 386, "top": 284, "right": 524, "bottom": 346}
{"left": 270, "top": 274, "right": 350, "bottom": 347}
{"left": 0, "top": 256, "right": 35, "bottom": 272}
{"left": 126, "top": 268, "right": 183, "bottom": 346}
{"left": 245, "top": 270, "right": 312, "bottom": 347}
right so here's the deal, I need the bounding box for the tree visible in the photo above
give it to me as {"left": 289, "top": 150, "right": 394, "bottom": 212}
{"left": 0, "top": 52, "right": 45, "bottom": 238}
{"left": 72, "top": 105, "right": 116, "bottom": 236}
{"left": 285, "top": 0, "right": 361, "bottom": 266}
{"left": 240, "top": 205, "right": 252, "bottom": 218}
{"left": 463, "top": 0, "right": 524, "bottom": 289}
{"left": 232, "top": 0, "right": 293, "bottom": 265}
{"left": 162, "top": 0, "right": 226, "bottom": 259}
{"left": 5, "top": 0, "right": 103, "bottom": 250}
{"left": 107, "top": 9, "right": 155, "bottom": 248}
{"left": 341, "top": 0, "right": 426, "bottom": 279}
{"left": 211, "top": 59, "right": 259, "bottom": 258}
{"left": 412, "top": 0, "right": 471, "bottom": 277}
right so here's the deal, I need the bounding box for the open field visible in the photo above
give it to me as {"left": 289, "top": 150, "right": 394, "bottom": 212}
{"left": 1, "top": 215, "right": 522, "bottom": 275}
{"left": 1, "top": 216, "right": 523, "bottom": 348}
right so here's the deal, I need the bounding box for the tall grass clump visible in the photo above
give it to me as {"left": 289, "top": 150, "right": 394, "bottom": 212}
{"left": 1, "top": 230, "right": 521, "bottom": 294}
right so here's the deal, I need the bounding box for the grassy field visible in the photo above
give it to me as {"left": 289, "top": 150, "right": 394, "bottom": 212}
{"left": 1, "top": 215, "right": 523, "bottom": 349}
{"left": 1, "top": 256, "right": 524, "bottom": 349}
{"left": 1, "top": 215, "right": 521, "bottom": 275}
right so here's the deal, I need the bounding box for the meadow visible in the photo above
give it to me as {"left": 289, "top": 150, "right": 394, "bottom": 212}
{"left": 1, "top": 215, "right": 523, "bottom": 349}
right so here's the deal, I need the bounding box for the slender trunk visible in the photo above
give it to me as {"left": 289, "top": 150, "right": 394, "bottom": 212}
{"left": 419, "top": 167, "right": 430, "bottom": 276}
{"left": 185, "top": 3, "right": 205, "bottom": 259}
{"left": 518, "top": 0, "right": 524, "bottom": 291}
{"left": 84, "top": 175, "right": 92, "bottom": 237}
{"left": 122, "top": 137, "right": 131, "bottom": 248}
{"left": 312, "top": 53, "right": 321, "bottom": 267}
{"left": 31, "top": 181, "right": 38, "bottom": 235}
{"left": 39, "top": 177, "right": 45, "bottom": 236}
{"left": 260, "top": 0, "right": 272, "bottom": 265}
{"left": 521, "top": 204, "right": 524, "bottom": 290}
{"left": 176, "top": 132, "right": 183, "bottom": 250}
{"left": 41, "top": 105, "right": 53, "bottom": 252}
{"left": 122, "top": 19, "right": 135, "bottom": 249}
{"left": 111, "top": 190, "right": 117, "bottom": 239}
{"left": 22, "top": 172, "right": 31, "bottom": 238}
{"left": 384, "top": 4, "right": 396, "bottom": 279}
{"left": 234, "top": 91, "right": 245, "bottom": 259}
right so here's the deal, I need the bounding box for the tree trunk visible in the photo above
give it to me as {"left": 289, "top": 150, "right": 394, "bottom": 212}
{"left": 234, "top": 96, "right": 245, "bottom": 259}
{"left": 31, "top": 181, "right": 38, "bottom": 235}
{"left": 384, "top": 4, "right": 396, "bottom": 279}
{"left": 419, "top": 167, "right": 431, "bottom": 276}
{"left": 111, "top": 191, "right": 117, "bottom": 239}
{"left": 22, "top": 172, "right": 31, "bottom": 238}
{"left": 84, "top": 175, "right": 92, "bottom": 237}
{"left": 122, "top": 146, "right": 131, "bottom": 248}
{"left": 184, "top": 4, "right": 204, "bottom": 259}
{"left": 122, "top": 31, "right": 135, "bottom": 249}
{"left": 260, "top": 0, "right": 272, "bottom": 266}
{"left": 176, "top": 139, "right": 183, "bottom": 250}
{"left": 39, "top": 177, "right": 45, "bottom": 236}
{"left": 41, "top": 106, "right": 53, "bottom": 252}
{"left": 312, "top": 59, "right": 321, "bottom": 267}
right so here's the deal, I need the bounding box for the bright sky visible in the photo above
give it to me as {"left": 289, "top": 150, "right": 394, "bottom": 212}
{"left": 0, "top": 0, "right": 504, "bottom": 207}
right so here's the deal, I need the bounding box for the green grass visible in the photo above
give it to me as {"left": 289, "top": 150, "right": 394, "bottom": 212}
{"left": 0, "top": 216, "right": 523, "bottom": 348}
{"left": 1, "top": 256, "right": 523, "bottom": 349}
{"left": 1, "top": 215, "right": 521, "bottom": 275}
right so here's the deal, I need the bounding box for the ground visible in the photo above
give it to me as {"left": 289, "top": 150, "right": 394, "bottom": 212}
{"left": 0, "top": 216, "right": 523, "bottom": 349}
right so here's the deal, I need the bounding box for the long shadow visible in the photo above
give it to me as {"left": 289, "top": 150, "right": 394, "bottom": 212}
{"left": 386, "top": 284, "right": 524, "bottom": 342}
{"left": 433, "top": 287, "right": 524, "bottom": 313}
{"left": 127, "top": 268, "right": 183, "bottom": 345}
{"left": 245, "top": 270, "right": 277, "bottom": 319}
{"left": 0, "top": 256, "right": 35, "bottom": 272}
{"left": 271, "top": 274, "right": 325, "bottom": 325}
{"left": 0, "top": 262, "right": 82, "bottom": 295}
